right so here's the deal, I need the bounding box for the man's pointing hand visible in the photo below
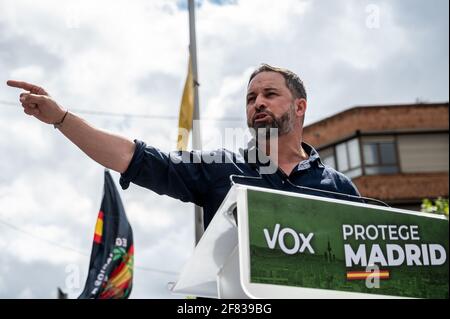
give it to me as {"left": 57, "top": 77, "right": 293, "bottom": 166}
{"left": 6, "top": 80, "right": 66, "bottom": 125}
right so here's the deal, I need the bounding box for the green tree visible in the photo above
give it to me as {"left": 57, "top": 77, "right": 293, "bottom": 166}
{"left": 421, "top": 197, "right": 449, "bottom": 218}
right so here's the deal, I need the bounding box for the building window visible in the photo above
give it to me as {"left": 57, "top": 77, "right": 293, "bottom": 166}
{"left": 319, "top": 137, "right": 400, "bottom": 179}
{"left": 322, "top": 155, "right": 336, "bottom": 169}
{"left": 348, "top": 138, "right": 362, "bottom": 168}
{"left": 336, "top": 143, "right": 349, "bottom": 171}
{"left": 320, "top": 147, "right": 336, "bottom": 169}
{"left": 336, "top": 138, "right": 362, "bottom": 179}
{"left": 362, "top": 141, "right": 399, "bottom": 175}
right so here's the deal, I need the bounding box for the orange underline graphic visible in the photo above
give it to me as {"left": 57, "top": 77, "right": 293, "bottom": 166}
{"left": 346, "top": 270, "right": 390, "bottom": 280}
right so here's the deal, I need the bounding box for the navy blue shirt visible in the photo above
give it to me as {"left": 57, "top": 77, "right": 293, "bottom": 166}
{"left": 120, "top": 140, "right": 361, "bottom": 229}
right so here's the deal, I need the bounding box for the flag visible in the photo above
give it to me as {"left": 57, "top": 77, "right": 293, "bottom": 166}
{"left": 346, "top": 270, "right": 390, "bottom": 281}
{"left": 78, "top": 170, "right": 134, "bottom": 299}
{"left": 57, "top": 287, "right": 68, "bottom": 299}
{"left": 177, "top": 55, "right": 194, "bottom": 151}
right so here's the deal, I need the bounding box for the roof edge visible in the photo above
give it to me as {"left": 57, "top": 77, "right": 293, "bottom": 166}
{"left": 305, "top": 101, "right": 449, "bottom": 129}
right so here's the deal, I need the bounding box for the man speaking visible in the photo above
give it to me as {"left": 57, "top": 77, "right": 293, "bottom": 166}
{"left": 7, "top": 64, "right": 361, "bottom": 230}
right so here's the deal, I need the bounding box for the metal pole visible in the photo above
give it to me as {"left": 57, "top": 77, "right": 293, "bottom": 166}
{"left": 188, "top": 0, "right": 204, "bottom": 244}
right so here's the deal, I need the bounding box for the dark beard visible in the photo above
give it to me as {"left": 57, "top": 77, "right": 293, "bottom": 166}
{"left": 248, "top": 105, "right": 295, "bottom": 140}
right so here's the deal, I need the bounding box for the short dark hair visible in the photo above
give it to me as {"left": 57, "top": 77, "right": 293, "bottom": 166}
{"left": 248, "top": 64, "right": 307, "bottom": 100}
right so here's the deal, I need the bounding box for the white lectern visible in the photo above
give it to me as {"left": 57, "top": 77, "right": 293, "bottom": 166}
{"left": 170, "top": 184, "right": 449, "bottom": 299}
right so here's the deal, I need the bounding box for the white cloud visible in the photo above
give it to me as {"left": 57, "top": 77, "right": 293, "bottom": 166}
{"left": 10, "top": 65, "right": 46, "bottom": 83}
{"left": 127, "top": 202, "right": 174, "bottom": 229}
{"left": 17, "top": 287, "right": 35, "bottom": 299}
{"left": 5, "top": 227, "right": 84, "bottom": 265}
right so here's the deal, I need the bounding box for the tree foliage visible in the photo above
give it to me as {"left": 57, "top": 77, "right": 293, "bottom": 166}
{"left": 421, "top": 197, "right": 449, "bottom": 218}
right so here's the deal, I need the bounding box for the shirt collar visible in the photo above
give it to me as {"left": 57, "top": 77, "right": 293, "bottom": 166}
{"left": 242, "top": 140, "right": 323, "bottom": 171}
{"left": 297, "top": 142, "right": 322, "bottom": 171}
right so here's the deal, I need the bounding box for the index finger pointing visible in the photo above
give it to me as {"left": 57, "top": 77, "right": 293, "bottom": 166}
{"left": 6, "top": 80, "right": 35, "bottom": 91}
{"left": 7, "top": 80, "right": 48, "bottom": 95}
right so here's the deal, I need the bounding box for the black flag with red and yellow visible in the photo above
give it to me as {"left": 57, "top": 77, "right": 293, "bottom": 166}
{"left": 79, "top": 170, "right": 134, "bottom": 299}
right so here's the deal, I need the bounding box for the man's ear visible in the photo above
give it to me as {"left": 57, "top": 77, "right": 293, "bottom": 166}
{"left": 294, "top": 98, "right": 307, "bottom": 117}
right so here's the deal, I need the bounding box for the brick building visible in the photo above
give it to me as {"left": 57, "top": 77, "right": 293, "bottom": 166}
{"left": 303, "top": 102, "right": 449, "bottom": 211}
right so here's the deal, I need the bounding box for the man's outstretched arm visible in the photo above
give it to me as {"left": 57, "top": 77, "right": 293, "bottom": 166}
{"left": 6, "top": 80, "right": 135, "bottom": 173}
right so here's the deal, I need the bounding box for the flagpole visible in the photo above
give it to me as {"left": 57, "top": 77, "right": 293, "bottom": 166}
{"left": 188, "top": 0, "right": 204, "bottom": 244}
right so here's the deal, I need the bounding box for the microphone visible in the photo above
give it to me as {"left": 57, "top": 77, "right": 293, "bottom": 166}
{"left": 229, "top": 174, "right": 390, "bottom": 207}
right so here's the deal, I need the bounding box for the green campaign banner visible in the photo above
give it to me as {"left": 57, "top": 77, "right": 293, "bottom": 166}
{"left": 247, "top": 190, "right": 449, "bottom": 298}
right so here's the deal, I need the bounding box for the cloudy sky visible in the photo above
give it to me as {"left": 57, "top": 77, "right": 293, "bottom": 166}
{"left": 0, "top": 0, "right": 448, "bottom": 298}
